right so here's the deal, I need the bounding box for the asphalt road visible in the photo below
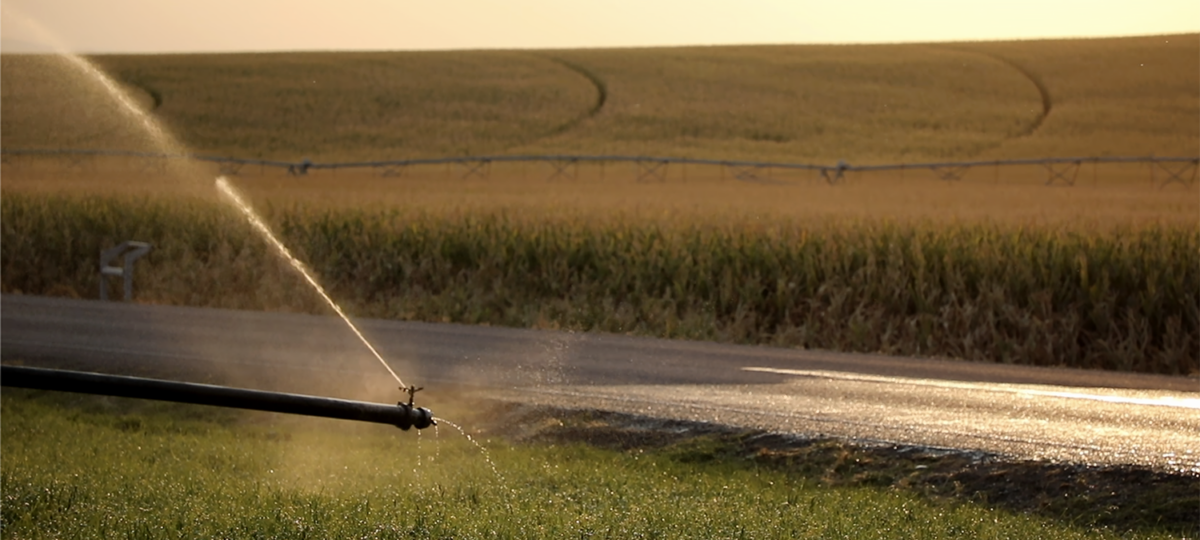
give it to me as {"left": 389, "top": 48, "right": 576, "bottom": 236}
{"left": 3, "top": 294, "right": 1197, "bottom": 473}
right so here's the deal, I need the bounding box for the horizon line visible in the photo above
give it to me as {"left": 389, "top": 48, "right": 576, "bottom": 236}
{"left": 2, "top": 31, "right": 1195, "bottom": 56}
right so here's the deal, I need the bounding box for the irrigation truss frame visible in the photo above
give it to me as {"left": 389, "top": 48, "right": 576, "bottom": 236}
{"left": 2, "top": 148, "right": 1197, "bottom": 189}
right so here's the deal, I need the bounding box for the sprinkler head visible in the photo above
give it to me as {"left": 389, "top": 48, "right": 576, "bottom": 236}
{"left": 395, "top": 385, "right": 435, "bottom": 430}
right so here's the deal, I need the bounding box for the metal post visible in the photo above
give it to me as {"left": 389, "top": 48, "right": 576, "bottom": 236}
{"left": 461, "top": 159, "right": 490, "bottom": 180}
{"left": 820, "top": 161, "right": 848, "bottom": 185}
{"left": 930, "top": 164, "right": 969, "bottom": 182}
{"left": 1044, "top": 161, "right": 1081, "bottom": 186}
{"left": 547, "top": 158, "right": 578, "bottom": 181}
{"left": 218, "top": 161, "right": 243, "bottom": 176}
{"left": 100, "top": 241, "right": 152, "bottom": 301}
{"left": 1153, "top": 159, "right": 1199, "bottom": 188}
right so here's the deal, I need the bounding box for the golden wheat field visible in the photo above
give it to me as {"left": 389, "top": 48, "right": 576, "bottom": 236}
{"left": 3, "top": 34, "right": 1197, "bottom": 165}
{"left": 2, "top": 34, "right": 1196, "bottom": 225}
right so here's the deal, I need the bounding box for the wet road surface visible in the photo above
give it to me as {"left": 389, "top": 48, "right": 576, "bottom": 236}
{"left": 3, "top": 294, "right": 1197, "bottom": 473}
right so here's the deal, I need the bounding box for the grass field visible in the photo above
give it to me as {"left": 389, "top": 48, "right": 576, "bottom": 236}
{"left": 2, "top": 389, "right": 1192, "bottom": 539}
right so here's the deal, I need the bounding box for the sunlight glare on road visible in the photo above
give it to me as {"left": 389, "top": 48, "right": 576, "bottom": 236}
{"left": 742, "top": 367, "right": 1200, "bottom": 410}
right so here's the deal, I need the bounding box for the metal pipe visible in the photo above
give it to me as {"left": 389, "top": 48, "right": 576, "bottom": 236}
{"left": 1, "top": 365, "right": 435, "bottom": 430}
{"left": 4, "top": 147, "right": 1197, "bottom": 172}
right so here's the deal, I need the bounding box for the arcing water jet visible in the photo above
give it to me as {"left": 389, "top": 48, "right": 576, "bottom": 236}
{"left": 214, "top": 176, "right": 411, "bottom": 391}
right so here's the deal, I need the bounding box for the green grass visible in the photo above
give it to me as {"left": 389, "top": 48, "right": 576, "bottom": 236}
{"left": 1, "top": 389, "right": 1181, "bottom": 539}
{"left": 3, "top": 192, "right": 1196, "bottom": 374}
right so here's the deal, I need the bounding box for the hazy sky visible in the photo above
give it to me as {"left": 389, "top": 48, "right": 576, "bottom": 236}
{"left": 2, "top": 0, "right": 1197, "bottom": 53}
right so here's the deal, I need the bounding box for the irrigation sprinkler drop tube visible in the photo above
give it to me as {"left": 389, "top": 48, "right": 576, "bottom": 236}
{"left": 1, "top": 365, "right": 435, "bottom": 430}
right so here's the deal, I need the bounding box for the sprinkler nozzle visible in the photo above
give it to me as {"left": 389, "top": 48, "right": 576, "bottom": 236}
{"left": 395, "top": 385, "right": 435, "bottom": 430}
{"left": 394, "top": 402, "right": 436, "bottom": 430}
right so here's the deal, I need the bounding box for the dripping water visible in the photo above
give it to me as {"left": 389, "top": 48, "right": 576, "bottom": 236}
{"left": 436, "top": 418, "right": 507, "bottom": 485}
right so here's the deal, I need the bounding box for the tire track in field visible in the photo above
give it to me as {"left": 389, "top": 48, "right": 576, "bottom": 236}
{"left": 974, "top": 51, "right": 1052, "bottom": 137}
{"left": 72, "top": 78, "right": 166, "bottom": 145}
{"left": 128, "top": 80, "right": 163, "bottom": 110}
{"left": 937, "top": 45, "right": 1052, "bottom": 139}
{"left": 107, "top": 69, "right": 163, "bottom": 110}
{"left": 541, "top": 56, "right": 608, "bottom": 132}
{"left": 96, "top": 78, "right": 166, "bottom": 147}
{"left": 499, "top": 54, "right": 607, "bottom": 152}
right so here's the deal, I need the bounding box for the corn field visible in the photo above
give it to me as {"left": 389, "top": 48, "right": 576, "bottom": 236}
{"left": 3, "top": 192, "right": 1195, "bottom": 375}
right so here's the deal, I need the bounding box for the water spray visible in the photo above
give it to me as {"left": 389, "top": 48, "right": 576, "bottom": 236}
{"left": 214, "top": 177, "right": 409, "bottom": 387}
{"left": 215, "top": 176, "right": 428, "bottom": 415}
{"left": 4, "top": 6, "right": 430, "bottom": 425}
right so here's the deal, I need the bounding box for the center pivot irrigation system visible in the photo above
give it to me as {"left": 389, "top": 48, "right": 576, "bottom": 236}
{"left": 1, "top": 365, "right": 436, "bottom": 431}
{"left": 2, "top": 148, "right": 1198, "bottom": 187}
